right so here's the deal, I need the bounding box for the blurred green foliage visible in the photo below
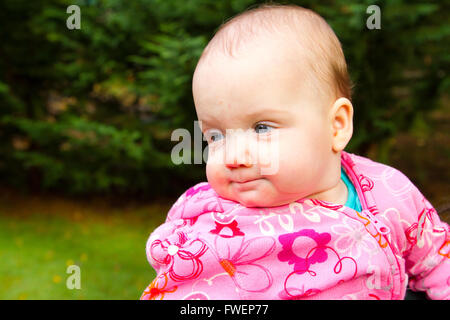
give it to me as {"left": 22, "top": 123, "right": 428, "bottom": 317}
{"left": 0, "top": 207, "right": 164, "bottom": 299}
{"left": 0, "top": 0, "right": 448, "bottom": 197}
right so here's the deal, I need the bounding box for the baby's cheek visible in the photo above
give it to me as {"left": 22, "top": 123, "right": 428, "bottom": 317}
{"left": 271, "top": 154, "right": 310, "bottom": 193}
{"left": 205, "top": 162, "right": 220, "bottom": 184}
{"left": 206, "top": 162, "right": 229, "bottom": 193}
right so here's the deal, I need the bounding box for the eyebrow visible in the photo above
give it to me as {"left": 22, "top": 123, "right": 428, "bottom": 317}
{"left": 242, "top": 108, "right": 289, "bottom": 120}
{"left": 199, "top": 107, "right": 289, "bottom": 127}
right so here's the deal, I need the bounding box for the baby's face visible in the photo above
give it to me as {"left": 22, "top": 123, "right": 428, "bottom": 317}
{"left": 193, "top": 39, "right": 338, "bottom": 207}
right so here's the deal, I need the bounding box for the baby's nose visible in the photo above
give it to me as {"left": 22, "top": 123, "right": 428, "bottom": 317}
{"left": 224, "top": 134, "right": 254, "bottom": 169}
{"left": 225, "top": 157, "right": 253, "bottom": 169}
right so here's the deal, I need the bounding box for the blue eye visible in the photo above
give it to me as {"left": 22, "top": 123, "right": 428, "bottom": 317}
{"left": 205, "top": 130, "right": 224, "bottom": 143}
{"left": 254, "top": 123, "right": 273, "bottom": 134}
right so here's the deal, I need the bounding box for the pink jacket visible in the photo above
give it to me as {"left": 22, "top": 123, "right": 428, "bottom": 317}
{"left": 141, "top": 151, "right": 449, "bottom": 300}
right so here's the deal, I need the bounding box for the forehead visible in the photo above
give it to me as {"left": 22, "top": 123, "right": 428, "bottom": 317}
{"left": 193, "top": 38, "right": 322, "bottom": 125}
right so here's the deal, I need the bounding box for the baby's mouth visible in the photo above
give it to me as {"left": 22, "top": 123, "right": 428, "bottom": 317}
{"left": 234, "top": 178, "right": 256, "bottom": 183}
{"left": 231, "top": 178, "right": 262, "bottom": 190}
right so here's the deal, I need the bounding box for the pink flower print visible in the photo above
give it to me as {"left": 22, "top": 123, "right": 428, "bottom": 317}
{"left": 379, "top": 207, "right": 410, "bottom": 252}
{"left": 183, "top": 292, "right": 209, "bottom": 300}
{"left": 202, "top": 197, "right": 224, "bottom": 214}
{"left": 278, "top": 286, "right": 321, "bottom": 300}
{"left": 309, "top": 199, "right": 343, "bottom": 211}
{"left": 212, "top": 236, "right": 276, "bottom": 292}
{"left": 140, "top": 273, "right": 177, "bottom": 300}
{"left": 438, "top": 240, "right": 450, "bottom": 259}
{"left": 168, "top": 184, "right": 210, "bottom": 215}
{"left": 331, "top": 216, "right": 378, "bottom": 259}
{"left": 358, "top": 174, "right": 374, "bottom": 192}
{"left": 405, "top": 201, "right": 439, "bottom": 249}
{"left": 149, "top": 235, "right": 208, "bottom": 282}
{"left": 169, "top": 183, "right": 216, "bottom": 220}
{"left": 279, "top": 244, "right": 358, "bottom": 299}
{"left": 209, "top": 205, "right": 245, "bottom": 238}
{"left": 278, "top": 229, "right": 331, "bottom": 274}
{"left": 185, "top": 183, "right": 212, "bottom": 198}
{"left": 210, "top": 220, "right": 245, "bottom": 238}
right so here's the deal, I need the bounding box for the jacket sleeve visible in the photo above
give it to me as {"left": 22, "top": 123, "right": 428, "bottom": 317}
{"left": 141, "top": 182, "right": 217, "bottom": 300}
{"left": 403, "top": 184, "right": 450, "bottom": 300}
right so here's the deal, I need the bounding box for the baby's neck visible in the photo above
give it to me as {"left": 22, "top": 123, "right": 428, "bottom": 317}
{"left": 307, "top": 178, "right": 348, "bottom": 205}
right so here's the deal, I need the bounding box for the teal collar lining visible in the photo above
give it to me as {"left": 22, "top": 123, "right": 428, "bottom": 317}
{"left": 341, "top": 167, "right": 362, "bottom": 212}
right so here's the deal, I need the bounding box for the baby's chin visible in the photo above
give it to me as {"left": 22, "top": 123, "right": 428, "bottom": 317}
{"left": 216, "top": 182, "right": 292, "bottom": 208}
{"left": 238, "top": 197, "right": 289, "bottom": 208}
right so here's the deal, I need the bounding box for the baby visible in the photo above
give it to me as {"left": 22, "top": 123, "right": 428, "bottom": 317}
{"left": 141, "top": 4, "right": 449, "bottom": 300}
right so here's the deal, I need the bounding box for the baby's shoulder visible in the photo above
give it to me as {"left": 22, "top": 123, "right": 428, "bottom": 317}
{"left": 346, "top": 152, "right": 429, "bottom": 217}
{"left": 346, "top": 151, "right": 415, "bottom": 188}
{"left": 166, "top": 182, "right": 224, "bottom": 221}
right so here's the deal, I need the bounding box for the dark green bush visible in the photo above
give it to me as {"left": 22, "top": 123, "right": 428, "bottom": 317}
{"left": 0, "top": 0, "right": 448, "bottom": 197}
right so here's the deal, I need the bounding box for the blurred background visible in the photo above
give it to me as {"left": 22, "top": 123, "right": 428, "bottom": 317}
{"left": 0, "top": 0, "right": 448, "bottom": 299}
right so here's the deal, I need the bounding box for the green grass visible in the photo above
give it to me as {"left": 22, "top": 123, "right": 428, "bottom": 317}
{"left": 0, "top": 195, "right": 170, "bottom": 299}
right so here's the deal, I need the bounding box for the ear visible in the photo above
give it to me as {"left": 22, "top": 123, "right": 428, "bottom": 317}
{"left": 329, "top": 97, "right": 353, "bottom": 153}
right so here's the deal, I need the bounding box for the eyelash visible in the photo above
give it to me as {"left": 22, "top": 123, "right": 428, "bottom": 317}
{"left": 206, "top": 131, "right": 224, "bottom": 143}
{"left": 254, "top": 123, "right": 274, "bottom": 134}
{"left": 204, "top": 123, "right": 275, "bottom": 143}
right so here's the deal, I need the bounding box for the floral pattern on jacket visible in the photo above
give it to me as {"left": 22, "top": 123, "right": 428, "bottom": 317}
{"left": 141, "top": 151, "right": 450, "bottom": 300}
